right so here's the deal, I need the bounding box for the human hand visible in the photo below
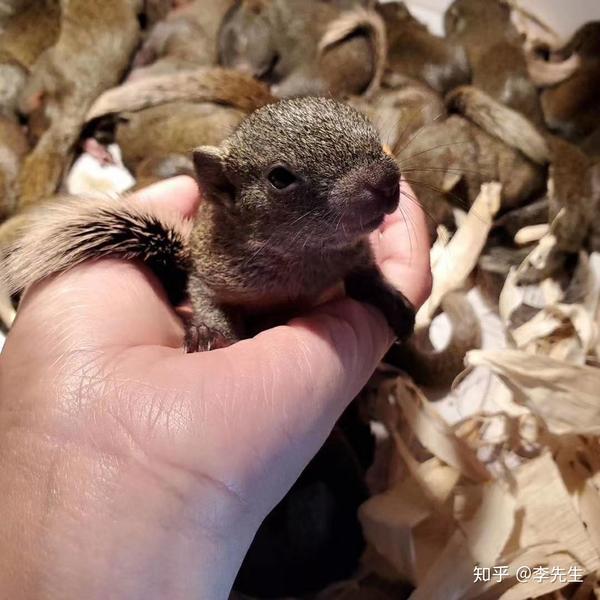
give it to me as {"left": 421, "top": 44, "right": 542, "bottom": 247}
{"left": 0, "top": 176, "right": 431, "bottom": 599}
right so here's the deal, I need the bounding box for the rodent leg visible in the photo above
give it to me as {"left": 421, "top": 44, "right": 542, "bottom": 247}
{"left": 184, "top": 323, "right": 232, "bottom": 353}
{"left": 185, "top": 275, "right": 240, "bottom": 353}
{"left": 345, "top": 266, "right": 415, "bottom": 341}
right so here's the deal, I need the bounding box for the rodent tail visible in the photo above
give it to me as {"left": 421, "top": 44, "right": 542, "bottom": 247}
{"left": 86, "top": 67, "right": 275, "bottom": 122}
{"left": 319, "top": 7, "right": 387, "bottom": 98}
{"left": 526, "top": 52, "right": 580, "bottom": 87}
{"left": 386, "top": 291, "right": 481, "bottom": 389}
{"left": 446, "top": 85, "right": 551, "bottom": 165}
{"left": 0, "top": 196, "right": 193, "bottom": 303}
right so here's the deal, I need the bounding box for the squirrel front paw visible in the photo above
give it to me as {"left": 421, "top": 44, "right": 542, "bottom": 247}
{"left": 184, "top": 324, "right": 232, "bottom": 353}
{"left": 345, "top": 267, "right": 416, "bottom": 342}
{"left": 379, "top": 285, "right": 416, "bottom": 341}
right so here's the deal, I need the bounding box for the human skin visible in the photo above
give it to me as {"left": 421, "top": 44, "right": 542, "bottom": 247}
{"left": 0, "top": 176, "right": 431, "bottom": 599}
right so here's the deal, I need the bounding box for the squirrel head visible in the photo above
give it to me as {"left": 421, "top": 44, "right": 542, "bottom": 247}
{"left": 193, "top": 97, "right": 400, "bottom": 251}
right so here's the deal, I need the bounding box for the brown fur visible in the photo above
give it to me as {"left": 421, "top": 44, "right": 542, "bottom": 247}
{"left": 0, "top": 0, "right": 60, "bottom": 69}
{"left": 444, "top": 0, "right": 543, "bottom": 125}
{"left": 141, "top": 0, "right": 174, "bottom": 28}
{"left": 2, "top": 98, "right": 415, "bottom": 350}
{"left": 87, "top": 68, "right": 275, "bottom": 121}
{"left": 15, "top": 0, "right": 141, "bottom": 209}
{"left": 348, "top": 72, "right": 446, "bottom": 152}
{"left": 494, "top": 197, "right": 549, "bottom": 239}
{"left": 116, "top": 101, "right": 245, "bottom": 173}
{"left": 378, "top": 1, "right": 469, "bottom": 94}
{"left": 133, "top": 154, "right": 195, "bottom": 189}
{"left": 386, "top": 291, "right": 481, "bottom": 389}
{"left": 318, "top": 6, "right": 387, "bottom": 98}
{"left": 99, "top": 70, "right": 274, "bottom": 174}
{"left": 548, "top": 137, "right": 599, "bottom": 253}
{"left": 446, "top": 85, "right": 550, "bottom": 165}
{"left": 219, "top": 0, "right": 385, "bottom": 99}
{"left": 395, "top": 113, "right": 545, "bottom": 235}
{"left": 0, "top": 0, "right": 60, "bottom": 120}
{"left": 130, "top": 0, "right": 235, "bottom": 80}
{"left": 581, "top": 126, "right": 600, "bottom": 160}
{"left": 540, "top": 22, "right": 600, "bottom": 141}
{"left": 0, "top": 116, "right": 29, "bottom": 220}
{"left": 0, "top": 51, "right": 28, "bottom": 119}
{"left": 1, "top": 195, "right": 193, "bottom": 303}
{"left": 527, "top": 52, "right": 580, "bottom": 88}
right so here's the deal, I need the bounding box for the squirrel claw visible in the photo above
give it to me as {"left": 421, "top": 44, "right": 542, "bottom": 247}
{"left": 185, "top": 324, "right": 231, "bottom": 353}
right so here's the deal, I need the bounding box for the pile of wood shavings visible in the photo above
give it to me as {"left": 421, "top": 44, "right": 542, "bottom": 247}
{"left": 291, "top": 181, "right": 600, "bottom": 600}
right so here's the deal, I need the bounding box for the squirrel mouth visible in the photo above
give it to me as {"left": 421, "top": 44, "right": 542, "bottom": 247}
{"left": 336, "top": 212, "right": 385, "bottom": 240}
{"left": 352, "top": 212, "right": 385, "bottom": 234}
{"left": 361, "top": 213, "right": 385, "bottom": 231}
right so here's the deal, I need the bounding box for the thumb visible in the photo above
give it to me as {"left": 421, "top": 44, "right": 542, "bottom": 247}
{"left": 145, "top": 298, "right": 394, "bottom": 508}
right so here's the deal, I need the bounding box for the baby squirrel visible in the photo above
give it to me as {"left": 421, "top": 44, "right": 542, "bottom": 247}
{"left": 444, "top": 0, "right": 544, "bottom": 126}
{"left": 218, "top": 0, "right": 386, "bottom": 99}
{"left": 540, "top": 22, "right": 600, "bottom": 141}
{"left": 1, "top": 97, "right": 415, "bottom": 351}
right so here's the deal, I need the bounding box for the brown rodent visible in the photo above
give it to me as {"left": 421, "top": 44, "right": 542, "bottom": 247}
{"left": 395, "top": 106, "right": 546, "bottom": 235}
{"left": 547, "top": 136, "right": 600, "bottom": 254}
{"left": 385, "top": 290, "right": 481, "bottom": 389}
{"left": 130, "top": 0, "right": 235, "bottom": 80}
{"left": 218, "top": 0, "right": 386, "bottom": 99}
{"left": 581, "top": 126, "right": 600, "bottom": 160}
{"left": 82, "top": 67, "right": 275, "bottom": 180}
{"left": 446, "top": 85, "right": 550, "bottom": 165}
{"left": 0, "top": 0, "right": 60, "bottom": 120}
{"left": 0, "top": 0, "right": 60, "bottom": 70}
{"left": 115, "top": 101, "right": 246, "bottom": 174}
{"left": 0, "top": 51, "right": 27, "bottom": 119}
{"left": 378, "top": 1, "right": 469, "bottom": 94}
{"left": 540, "top": 22, "right": 600, "bottom": 141}
{"left": 444, "top": 0, "right": 543, "bottom": 125}
{"left": 15, "top": 0, "right": 141, "bottom": 209}
{"left": 0, "top": 116, "right": 29, "bottom": 220}
{"left": 348, "top": 72, "right": 446, "bottom": 152}
{"left": 1, "top": 97, "right": 415, "bottom": 351}
{"left": 446, "top": 83, "right": 600, "bottom": 256}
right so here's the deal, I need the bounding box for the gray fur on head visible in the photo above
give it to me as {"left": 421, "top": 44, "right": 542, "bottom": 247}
{"left": 226, "top": 97, "right": 383, "bottom": 179}
{"left": 194, "top": 97, "right": 399, "bottom": 250}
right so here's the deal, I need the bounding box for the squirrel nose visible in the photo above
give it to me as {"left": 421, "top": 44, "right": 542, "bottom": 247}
{"left": 367, "top": 176, "right": 400, "bottom": 214}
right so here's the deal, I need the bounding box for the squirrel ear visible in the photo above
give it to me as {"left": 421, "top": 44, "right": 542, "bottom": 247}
{"left": 193, "top": 146, "right": 235, "bottom": 207}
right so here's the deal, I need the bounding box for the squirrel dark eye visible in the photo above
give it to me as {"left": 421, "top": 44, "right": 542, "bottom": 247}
{"left": 267, "top": 165, "right": 297, "bottom": 190}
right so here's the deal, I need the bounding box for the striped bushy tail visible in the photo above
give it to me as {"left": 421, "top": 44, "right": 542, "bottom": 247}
{"left": 0, "top": 196, "right": 193, "bottom": 303}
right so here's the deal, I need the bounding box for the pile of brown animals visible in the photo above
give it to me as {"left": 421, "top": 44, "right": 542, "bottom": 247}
{"left": 1, "top": 0, "right": 600, "bottom": 598}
